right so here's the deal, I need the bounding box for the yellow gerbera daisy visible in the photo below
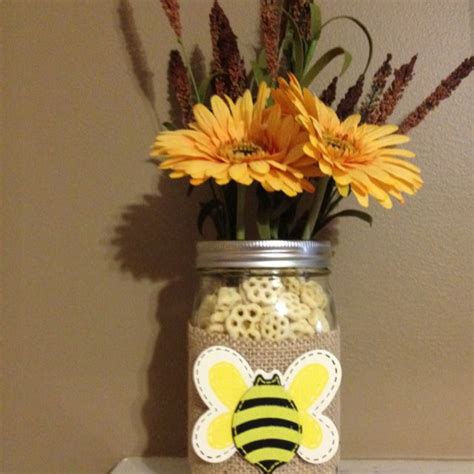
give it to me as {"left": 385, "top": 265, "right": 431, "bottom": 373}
{"left": 151, "top": 82, "right": 320, "bottom": 197}
{"left": 273, "top": 75, "right": 423, "bottom": 208}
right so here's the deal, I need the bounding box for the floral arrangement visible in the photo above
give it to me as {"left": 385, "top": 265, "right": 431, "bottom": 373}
{"left": 118, "top": 0, "right": 473, "bottom": 241}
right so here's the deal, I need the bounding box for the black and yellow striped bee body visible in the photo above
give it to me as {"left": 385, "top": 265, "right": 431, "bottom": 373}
{"left": 231, "top": 373, "right": 302, "bottom": 473}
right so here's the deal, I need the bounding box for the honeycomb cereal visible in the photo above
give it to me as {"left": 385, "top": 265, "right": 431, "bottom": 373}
{"left": 207, "top": 323, "right": 225, "bottom": 333}
{"left": 279, "top": 292, "right": 311, "bottom": 321}
{"left": 279, "top": 291, "right": 299, "bottom": 306}
{"left": 314, "top": 317, "right": 330, "bottom": 333}
{"left": 282, "top": 276, "right": 303, "bottom": 294}
{"left": 196, "top": 294, "right": 216, "bottom": 328}
{"left": 246, "top": 328, "right": 262, "bottom": 341}
{"left": 209, "top": 308, "right": 230, "bottom": 324}
{"left": 261, "top": 312, "right": 291, "bottom": 341}
{"left": 308, "top": 307, "right": 330, "bottom": 333}
{"left": 290, "top": 319, "right": 315, "bottom": 338}
{"left": 200, "top": 275, "right": 331, "bottom": 339}
{"left": 225, "top": 303, "right": 263, "bottom": 339}
{"left": 216, "top": 286, "right": 242, "bottom": 308}
{"left": 300, "top": 280, "right": 329, "bottom": 309}
{"left": 241, "top": 276, "right": 283, "bottom": 305}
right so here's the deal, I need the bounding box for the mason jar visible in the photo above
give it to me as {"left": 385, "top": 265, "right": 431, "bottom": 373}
{"left": 188, "top": 241, "right": 341, "bottom": 474}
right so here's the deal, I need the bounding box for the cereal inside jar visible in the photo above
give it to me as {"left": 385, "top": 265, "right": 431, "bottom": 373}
{"left": 191, "top": 241, "right": 336, "bottom": 340}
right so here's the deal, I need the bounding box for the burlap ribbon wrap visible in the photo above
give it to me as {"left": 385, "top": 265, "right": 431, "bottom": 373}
{"left": 188, "top": 324, "right": 340, "bottom": 474}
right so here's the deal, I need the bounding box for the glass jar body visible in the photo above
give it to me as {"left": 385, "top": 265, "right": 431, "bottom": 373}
{"left": 188, "top": 242, "right": 340, "bottom": 474}
{"left": 191, "top": 268, "right": 336, "bottom": 340}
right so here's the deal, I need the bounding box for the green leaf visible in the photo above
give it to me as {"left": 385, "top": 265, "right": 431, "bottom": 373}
{"left": 257, "top": 213, "right": 271, "bottom": 239}
{"left": 289, "top": 210, "right": 309, "bottom": 239}
{"left": 340, "top": 50, "right": 352, "bottom": 75}
{"left": 162, "top": 121, "right": 177, "bottom": 130}
{"left": 270, "top": 218, "right": 279, "bottom": 239}
{"left": 278, "top": 22, "right": 294, "bottom": 69}
{"left": 320, "top": 209, "right": 373, "bottom": 230}
{"left": 292, "top": 37, "right": 305, "bottom": 79}
{"left": 277, "top": 195, "right": 301, "bottom": 239}
{"left": 197, "top": 199, "right": 225, "bottom": 238}
{"left": 197, "top": 77, "right": 212, "bottom": 102}
{"left": 223, "top": 182, "right": 237, "bottom": 238}
{"left": 305, "top": 40, "right": 318, "bottom": 73}
{"left": 251, "top": 61, "right": 266, "bottom": 86}
{"left": 198, "top": 73, "right": 225, "bottom": 102}
{"left": 279, "top": 29, "right": 292, "bottom": 58}
{"left": 301, "top": 47, "right": 351, "bottom": 87}
{"left": 310, "top": 3, "right": 322, "bottom": 40}
{"left": 281, "top": 9, "right": 305, "bottom": 79}
{"left": 321, "top": 15, "right": 373, "bottom": 74}
{"left": 257, "top": 48, "right": 268, "bottom": 69}
{"left": 317, "top": 178, "right": 335, "bottom": 219}
{"left": 325, "top": 193, "right": 344, "bottom": 216}
{"left": 270, "top": 194, "right": 296, "bottom": 219}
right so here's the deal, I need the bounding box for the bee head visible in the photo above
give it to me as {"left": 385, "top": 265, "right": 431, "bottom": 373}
{"left": 253, "top": 372, "right": 282, "bottom": 386}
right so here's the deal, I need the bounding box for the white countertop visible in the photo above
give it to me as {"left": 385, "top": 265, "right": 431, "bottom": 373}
{"left": 112, "top": 457, "right": 473, "bottom": 473}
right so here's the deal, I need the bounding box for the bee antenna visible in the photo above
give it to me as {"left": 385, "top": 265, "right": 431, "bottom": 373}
{"left": 254, "top": 373, "right": 281, "bottom": 386}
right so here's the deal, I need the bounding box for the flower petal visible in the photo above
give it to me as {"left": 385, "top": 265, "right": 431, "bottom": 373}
{"left": 229, "top": 163, "right": 250, "bottom": 184}
{"left": 249, "top": 160, "right": 270, "bottom": 174}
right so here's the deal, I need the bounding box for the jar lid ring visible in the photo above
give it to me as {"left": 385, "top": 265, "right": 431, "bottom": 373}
{"left": 196, "top": 240, "right": 331, "bottom": 269}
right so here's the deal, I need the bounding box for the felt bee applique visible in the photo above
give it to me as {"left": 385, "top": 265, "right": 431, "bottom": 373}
{"left": 192, "top": 346, "right": 341, "bottom": 473}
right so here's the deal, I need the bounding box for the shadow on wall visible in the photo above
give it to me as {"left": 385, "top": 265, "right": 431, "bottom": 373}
{"left": 110, "top": 173, "right": 340, "bottom": 457}
{"left": 112, "top": 176, "right": 208, "bottom": 456}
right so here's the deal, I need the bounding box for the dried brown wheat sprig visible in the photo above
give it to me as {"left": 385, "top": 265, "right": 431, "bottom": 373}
{"left": 118, "top": 0, "right": 156, "bottom": 107}
{"left": 336, "top": 74, "right": 365, "bottom": 120}
{"left": 209, "top": 0, "right": 247, "bottom": 100}
{"left": 359, "top": 53, "right": 393, "bottom": 121}
{"left": 289, "top": 0, "right": 312, "bottom": 41}
{"left": 160, "top": 0, "right": 182, "bottom": 38}
{"left": 398, "top": 56, "right": 474, "bottom": 134}
{"left": 168, "top": 50, "right": 194, "bottom": 126}
{"left": 320, "top": 76, "right": 338, "bottom": 106}
{"left": 261, "top": 0, "right": 281, "bottom": 78}
{"left": 367, "top": 55, "right": 417, "bottom": 125}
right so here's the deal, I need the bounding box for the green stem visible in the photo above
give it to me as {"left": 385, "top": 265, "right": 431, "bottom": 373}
{"left": 236, "top": 185, "right": 246, "bottom": 240}
{"left": 270, "top": 221, "right": 279, "bottom": 239}
{"left": 302, "top": 177, "right": 329, "bottom": 240}
{"left": 269, "top": 194, "right": 279, "bottom": 239}
{"left": 208, "top": 181, "right": 225, "bottom": 239}
{"left": 221, "top": 185, "right": 232, "bottom": 240}
{"left": 178, "top": 38, "right": 201, "bottom": 103}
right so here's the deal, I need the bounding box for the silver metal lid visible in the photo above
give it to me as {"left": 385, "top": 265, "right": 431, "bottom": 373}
{"left": 196, "top": 240, "right": 331, "bottom": 269}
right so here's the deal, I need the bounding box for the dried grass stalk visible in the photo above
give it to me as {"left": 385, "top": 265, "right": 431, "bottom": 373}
{"left": 261, "top": 0, "right": 281, "bottom": 78}
{"left": 367, "top": 55, "right": 418, "bottom": 125}
{"left": 336, "top": 75, "right": 365, "bottom": 120}
{"left": 118, "top": 0, "right": 155, "bottom": 106}
{"left": 168, "top": 50, "right": 194, "bottom": 126}
{"left": 359, "top": 53, "right": 392, "bottom": 121}
{"left": 319, "top": 76, "right": 338, "bottom": 106}
{"left": 399, "top": 56, "right": 474, "bottom": 134}
{"left": 160, "top": 0, "right": 182, "bottom": 38}
{"left": 209, "top": 0, "right": 247, "bottom": 100}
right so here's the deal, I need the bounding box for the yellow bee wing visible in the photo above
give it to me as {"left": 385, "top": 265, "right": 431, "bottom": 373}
{"left": 192, "top": 346, "right": 254, "bottom": 463}
{"left": 283, "top": 350, "right": 341, "bottom": 464}
{"left": 207, "top": 412, "right": 233, "bottom": 449}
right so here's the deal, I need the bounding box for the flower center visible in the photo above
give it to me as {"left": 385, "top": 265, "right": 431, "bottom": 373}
{"left": 324, "top": 133, "right": 356, "bottom": 154}
{"left": 221, "top": 141, "right": 264, "bottom": 162}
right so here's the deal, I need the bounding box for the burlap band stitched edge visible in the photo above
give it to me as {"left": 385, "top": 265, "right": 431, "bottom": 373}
{"left": 187, "top": 325, "right": 340, "bottom": 474}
